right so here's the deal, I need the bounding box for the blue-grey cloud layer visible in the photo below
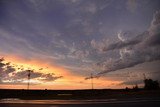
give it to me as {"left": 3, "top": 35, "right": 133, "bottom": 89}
{"left": 0, "top": 0, "right": 160, "bottom": 86}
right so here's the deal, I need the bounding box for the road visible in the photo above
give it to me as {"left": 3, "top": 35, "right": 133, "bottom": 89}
{"left": 0, "top": 99, "right": 160, "bottom": 107}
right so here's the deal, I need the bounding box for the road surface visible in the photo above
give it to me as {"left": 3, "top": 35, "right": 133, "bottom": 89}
{"left": 0, "top": 99, "right": 160, "bottom": 107}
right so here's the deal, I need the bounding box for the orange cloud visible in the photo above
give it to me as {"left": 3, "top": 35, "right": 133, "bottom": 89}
{"left": 0, "top": 54, "right": 124, "bottom": 89}
{"left": 1, "top": 54, "right": 69, "bottom": 75}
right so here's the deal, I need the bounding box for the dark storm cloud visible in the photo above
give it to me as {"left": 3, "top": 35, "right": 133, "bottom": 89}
{"left": 102, "top": 31, "right": 149, "bottom": 51}
{"left": 102, "top": 39, "right": 140, "bottom": 51}
{"left": 102, "top": 10, "right": 160, "bottom": 51}
{"left": 88, "top": 10, "right": 160, "bottom": 78}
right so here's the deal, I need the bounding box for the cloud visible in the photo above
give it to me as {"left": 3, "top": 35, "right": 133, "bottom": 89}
{"left": 63, "top": 0, "right": 112, "bottom": 14}
{"left": 40, "top": 74, "right": 63, "bottom": 81}
{"left": 0, "top": 0, "right": 112, "bottom": 71}
{"left": 102, "top": 31, "right": 149, "bottom": 51}
{"left": 13, "top": 70, "right": 63, "bottom": 82}
{"left": 148, "top": 10, "right": 160, "bottom": 35}
{"left": 71, "top": 50, "right": 90, "bottom": 59}
{"left": 5, "top": 65, "right": 16, "bottom": 74}
{"left": 0, "top": 58, "right": 5, "bottom": 68}
{"left": 120, "top": 79, "right": 143, "bottom": 86}
{"left": 0, "top": 57, "right": 63, "bottom": 84}
{"left": 126, "top": 0, "right": 137, "bottom": 13}
{"left": 88, "top": 10, "right": 160, "bottom": 78}
{"left": 78, "top": 2, "right": 97, "bottom": 14}
{"left": 102, "top": 11, "right": 160, "bottom": 50}
{"left": 1, "top": 0, "right": 160, "bottom": 88}
{"left": 91, "top": 39, "right": 111, "bottom": 53}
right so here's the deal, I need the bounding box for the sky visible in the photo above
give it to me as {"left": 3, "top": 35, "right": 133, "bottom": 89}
{"left": 0, "top": 0, "right": 160, "bottom": 90}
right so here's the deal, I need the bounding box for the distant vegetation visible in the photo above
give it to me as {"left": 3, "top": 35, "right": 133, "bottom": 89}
{"left": 144, "top": 79, "right": 159, "bottom": 90}
{"left": 125, "top": 78, "right": 160, "bottom": 91}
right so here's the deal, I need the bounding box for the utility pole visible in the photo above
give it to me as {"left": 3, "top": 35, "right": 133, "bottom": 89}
{"left": 27, "top": 70, "right": 31, "bottom": 90}
{"left": 91, "top": 73, "right": 94, "bottom": 90}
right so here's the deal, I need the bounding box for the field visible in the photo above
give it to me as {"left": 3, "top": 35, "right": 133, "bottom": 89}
{"left": 0, "top": 89, "right": 160, "bottom": 100}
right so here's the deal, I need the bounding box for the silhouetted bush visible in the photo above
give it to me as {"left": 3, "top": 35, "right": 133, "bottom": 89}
{"left": 133, "top": 84, "right": 139, "bottom": 91}
{"left": 125, "top": 87, "right": 129, "bottom": 91}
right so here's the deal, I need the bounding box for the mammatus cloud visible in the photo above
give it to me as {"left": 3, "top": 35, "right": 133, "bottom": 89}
{"left": 87, "top": 10, "right": 160, "bottom": 78}
{"left": 102, "top": 31, "right": 148, "bottom": 51}
{"left": 0, "top": 57, "right": 63, "bottom": 84}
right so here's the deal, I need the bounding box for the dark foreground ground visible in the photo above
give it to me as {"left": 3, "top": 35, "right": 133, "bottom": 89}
{"left": 0, "top": 89, "right": 160, "bottom": 100}
{"left": 0, "top": 89, "right": 160, "bottom": 107}
{"left": 0, "top": 99, "right": 160, "bottom": 107}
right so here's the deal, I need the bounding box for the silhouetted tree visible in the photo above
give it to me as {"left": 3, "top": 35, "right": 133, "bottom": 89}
{"left": 133, "top": 84, "right": 139, "bottom": 91}
{"left": 125, "top": 87, "right": 129, "bottom": 90}
{"left": 144, "top": 79, "right": 160, "bottom": 90}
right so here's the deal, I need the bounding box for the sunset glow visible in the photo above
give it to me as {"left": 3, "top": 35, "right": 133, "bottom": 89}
{"left": 0, "top": 0, "right": 160, "bottom": 90}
